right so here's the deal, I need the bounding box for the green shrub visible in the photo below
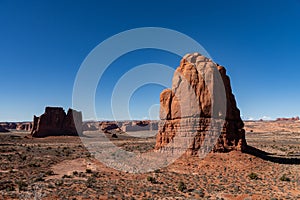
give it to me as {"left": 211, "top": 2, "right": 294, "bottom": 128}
{"left": 55, "top": 179, "right": 64, "bottom": 186}
{"left": 45, "top": 170, "right": 54, "bottom": 176}
{"left": 248, "top": 172, "right": 259, "bottom": 180}
{"left": 73, "top": 171, "right": 78, "bottom": 176}
{"left": 86, "top": 177, "right": 97, "bottom": 188}
{"left": 178, "top": 181, "right": 187, "bottom": 192}
{"left": 16, "top": 180, "right": 28, "bottom": 191}
{"left": 34, "top": 176, "right": 45, "bottom": 182}
{"left": 280, "top": 174, "right": 291, "bottom": 182}
{"left": 62, "top": 174, "right": 73, "bottom": 178}
{"left": 28, "top": 163, "right": 40, "bottom": 167}
{"left": 147, "top": 176, "right": 157, "bottom": 184}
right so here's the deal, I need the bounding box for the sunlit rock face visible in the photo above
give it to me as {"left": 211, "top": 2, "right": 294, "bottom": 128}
{"left": 155, "top": 53, "right": 246, "bottom": 155}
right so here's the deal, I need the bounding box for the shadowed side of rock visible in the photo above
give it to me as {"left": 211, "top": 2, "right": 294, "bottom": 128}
{"left": 155, "top": 53, "right": 247, "bottom": 155}
{"left": 0, "top": 122, "right": 17, "bottom": 130}
{"left": 0, "top": 125, "right": 9, "bottom": 132}
{"left": 31, "top": 107, "right": 83, "bottom": 137}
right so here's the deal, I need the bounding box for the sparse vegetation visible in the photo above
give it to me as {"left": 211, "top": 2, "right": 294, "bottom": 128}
{"left": 15, "top": 180, "right": 27, "bottom": 191}
{"left": 0, "top": 122, "right": 299, "bottom": 199}
{"left": 62, "top": 174, "right": 73, "bottom": 178}
{"left": 86, "top": 177, "right": 97, "bottom": 188}
{"left": 55, "top": 179, "right": 64, "bottom": 186}
{"left": 248, "top": 172, "right": 259, "bottom": 180}
{"left": 45, "top": 170, "right": 55, "bottom": 176}
{"left": 28, "top": 162, "right": 41, "bottom": 167}
{"left": 178, "top": 181, "right": 187, "bottom": 192}
{"left": 73, "top": 171, "right": 79, "bottom": 176}
{"left": 34, "top": 176, "right": 45, "bottom": 182}
{"left": 147, "top": 176, "right": 157, "bottom": 184}
{"left": 280, "top": 174, "right": 291, "bottom": 182}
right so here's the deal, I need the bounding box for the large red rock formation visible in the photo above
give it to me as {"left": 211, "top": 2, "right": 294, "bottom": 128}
{"left": 155, "top": 53, "right": 246, "bottom": 155}
{"left": 31, "top": 107, "right": 82, "bottom": 137}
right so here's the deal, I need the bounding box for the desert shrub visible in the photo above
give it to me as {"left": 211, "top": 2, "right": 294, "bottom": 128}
{"left": 86, "top": 169, "right": 92, "bottom": 173}
{"left": 28, "top": 163, "right": 40, "bottom": 167}
{"left": 194, "top": 188, "right": 205, "bottom": 197}
{"left": 45, "top": 170, "right": 54, "bottom": 176}
{"left": 92, "top": 171, "right": 100, "bottom": 178}
{"left": 86, "top": 177, "right": 97, "bottom": 188}
{"left": 62, "top": 174, "right": 73, "bottom": 178}
{"left": 21, "top": 155, "right": 27, "bottom": 161}
{"left": 34, "top": 176, "right": 45, "bottom": 182}
{"left": 248, "top": 172, "right": 259, "bottom": 180}
{"left": 86, "top": 152, "right": 91, "bottom": 157}
{"left": 73, "top": 171, "right": 78, "bottom": 176}
{"left": 48, "top": 183, "right": 55, "bottom": 189}
{"left": 5, "top": 185, "right": 15, "bottom": 191}
{"left": 16, "top": 180, "right": 28, "bottom": 191}
{"left": 147, "top": 176, "right": 157, "bottom": 184}
{"left": 280, "top": 174, "right": 291, "bottom": 182}
{"left": 178, "top": 181, "right": 187, "bottom": 192}
{"left": 0, "top": 180, "right": 14, "bottom": 191}
{"left": 55, "top": 179, "right": 64, "bottom": 186}
{"left": 178, "top": 181, "right": 186, "bottom": 192}
{"left": 7, "top": 155, "right": 12, "bottom": 162}
{"left": 78, "top": 172, "right": 86, "bottom": 177}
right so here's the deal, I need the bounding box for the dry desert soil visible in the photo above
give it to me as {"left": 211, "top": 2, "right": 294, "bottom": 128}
{"left": 0, "top": 120, "right": 299, "bottom": 199}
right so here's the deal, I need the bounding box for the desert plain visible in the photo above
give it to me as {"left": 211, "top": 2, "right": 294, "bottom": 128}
{"left": 0, "top": 120, "right": 299, "bottom": 200}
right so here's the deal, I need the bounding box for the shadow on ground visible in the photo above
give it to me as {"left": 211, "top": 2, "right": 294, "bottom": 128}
{"left": 244, "top": 145, "right": 300, "bottom": 165}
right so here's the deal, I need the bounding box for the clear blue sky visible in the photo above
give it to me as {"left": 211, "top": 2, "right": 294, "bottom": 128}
{"left": 0, "top": 0, "right": 299, "bottom": 121}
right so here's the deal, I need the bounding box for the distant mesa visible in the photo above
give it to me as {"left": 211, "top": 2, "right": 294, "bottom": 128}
{"left": 121, "top": 121, "right": 158, "bottom": 132}
{"left": 99, "top": 120, "right": 159, "bottom": 133}
{"left": 0, "top": 122, "right": 32, "bottom": 131}
{"left": 31, "top": 107, "right": 83, "bottom": 137}
{"left": 155, "top": 53, "right": 247, "bottom": 155}
{"left": 100, "top": 121, "right": 120, "bottom": 132}
{"left": 82, "top": 121, "right": 98, "bottom": 131}
{"left": 0, "top": 122, "right": 17, "bottom": 130}
{"left": 0, "top": 125, "right": 9, "bottom": 132}
{"left": 276, "top": 116, "right": 299, "bottom": 121}
{"left": 16, "top": 122, "right": 33, "bottom": 131}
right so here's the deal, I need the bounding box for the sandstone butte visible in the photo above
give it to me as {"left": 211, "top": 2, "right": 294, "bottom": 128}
{"left": 155, "top": 53, "right": 247, "bottom": 155}
{"left": 31, "top": 107, "right": 83, "bottom": 137}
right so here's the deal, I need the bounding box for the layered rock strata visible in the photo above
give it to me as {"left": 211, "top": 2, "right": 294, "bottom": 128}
{"left": 155, "top": 53, "right": 246, "bottom": 155}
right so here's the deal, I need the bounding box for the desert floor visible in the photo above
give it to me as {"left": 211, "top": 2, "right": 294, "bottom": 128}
{"left": 0, "top": 121, "right": 299, "bottom": 199}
